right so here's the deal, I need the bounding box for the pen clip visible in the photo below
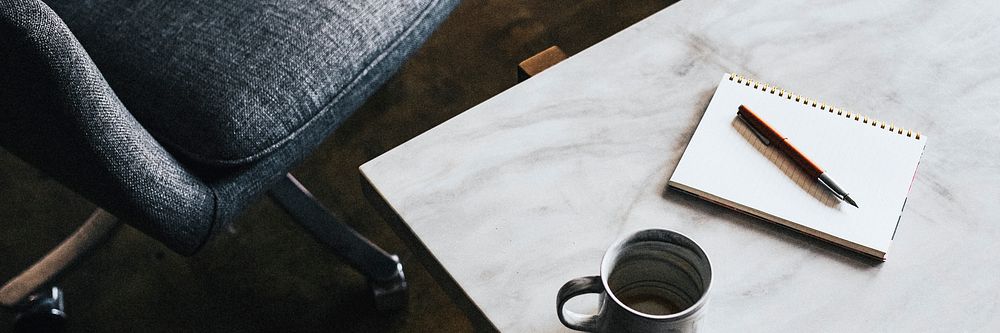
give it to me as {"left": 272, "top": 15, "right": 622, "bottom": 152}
{"left": 737, "top": 112, "right": 771, "bottom": 146}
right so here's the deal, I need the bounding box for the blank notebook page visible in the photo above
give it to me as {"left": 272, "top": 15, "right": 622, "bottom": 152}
{"left": 669, "top": 74, "right": 926, "bottom": 259}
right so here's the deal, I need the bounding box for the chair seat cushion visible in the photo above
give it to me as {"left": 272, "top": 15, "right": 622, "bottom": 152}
{"left": 44, "top": 0, "right": 447, "bottom": 166}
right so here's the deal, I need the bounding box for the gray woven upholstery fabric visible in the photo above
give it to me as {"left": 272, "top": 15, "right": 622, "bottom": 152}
{"left": 0, "top": 0, "right": 457, "bottom": 254}
{"left": 0, "top": 0, "right": 217, "bottom": 253}
{"left": 44, "top": 0, "right": 454, "bottom": 166}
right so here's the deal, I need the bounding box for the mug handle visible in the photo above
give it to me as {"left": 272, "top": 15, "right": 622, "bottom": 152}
{"left": 556, "top": 276, "right": 603, "bottom": 331}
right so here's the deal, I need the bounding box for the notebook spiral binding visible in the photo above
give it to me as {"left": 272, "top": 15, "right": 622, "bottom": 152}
{"left": 727, "top": 73, "right": 921, "bottom": 140}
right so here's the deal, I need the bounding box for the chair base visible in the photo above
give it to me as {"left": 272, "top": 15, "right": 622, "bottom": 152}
{"left": 2, "top": 172, "right": 407, "bottom": 331}
{"left": 0, "top": 210, "right": 119, "bottom": 309}
{"left": 13, "top": 286, "right": 66, "bottom": 333}
{"left": 370, "top": 255, "right": 408, "bottom": 312}
{"left": 269, "top": 173, "right": 409, "bottom": 311}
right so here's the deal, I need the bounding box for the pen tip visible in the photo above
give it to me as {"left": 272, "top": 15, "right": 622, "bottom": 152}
{"left": 845, "top": 195, "right": 859, "bottom": 208}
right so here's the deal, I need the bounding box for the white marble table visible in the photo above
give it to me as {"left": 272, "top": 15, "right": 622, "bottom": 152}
{"left": 360, "top": 0, "right": 1000, "bottom": 331}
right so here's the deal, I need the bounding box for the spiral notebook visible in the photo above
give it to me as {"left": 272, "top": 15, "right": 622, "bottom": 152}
{"left": 669, "top": 73, "right": 926, "bottom": 260}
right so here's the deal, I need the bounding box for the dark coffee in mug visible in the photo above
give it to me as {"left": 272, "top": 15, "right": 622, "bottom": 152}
{"left": 616, "top": 292, "right": 684, "bottom": 316}
{"left": 607, "top": 240, "right": 708, "bottom": 316}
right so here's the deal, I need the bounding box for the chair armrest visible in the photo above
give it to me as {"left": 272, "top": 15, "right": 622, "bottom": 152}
{"left": 0, "top": 0, "right": 216, "bottom": 255}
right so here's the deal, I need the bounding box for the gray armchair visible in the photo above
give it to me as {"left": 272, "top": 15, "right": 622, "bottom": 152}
{"left": 0, "top": 0, "right": 457, "bottom": 330}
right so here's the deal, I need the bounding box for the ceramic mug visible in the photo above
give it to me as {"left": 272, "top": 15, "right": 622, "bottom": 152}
{"left": 556, "top": 229, "right": 712, "bottom": 333}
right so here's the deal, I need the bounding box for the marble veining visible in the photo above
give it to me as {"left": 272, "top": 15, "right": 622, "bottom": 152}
{"left": 362, "top": 0, "right": 1000, "bottom": 331}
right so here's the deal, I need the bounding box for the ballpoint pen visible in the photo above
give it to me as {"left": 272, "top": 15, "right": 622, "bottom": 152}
{"left": 736, "top": 105, "right": 859, "bottom": 208}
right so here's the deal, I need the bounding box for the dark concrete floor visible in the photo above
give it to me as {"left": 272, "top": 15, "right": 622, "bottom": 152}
{"left": 0, "top": 1, "right": 676, "bottom": 332}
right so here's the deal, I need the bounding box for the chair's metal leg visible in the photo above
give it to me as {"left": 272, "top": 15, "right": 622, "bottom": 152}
{"left": 268, "top": 173, "right": 407, "bottom": 310}
{"left": 1, "top": 209, "right": 119, "bottom": 309}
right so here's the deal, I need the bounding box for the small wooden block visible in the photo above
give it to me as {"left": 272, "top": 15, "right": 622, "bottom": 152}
{"left": 517, "top": 46, "right": 568, "bottom": 82}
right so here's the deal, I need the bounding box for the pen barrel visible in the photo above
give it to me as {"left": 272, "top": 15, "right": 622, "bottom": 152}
{"left": 775, "top": 138, "right": 824, "bottom": 178}
{"left": 738, "top": 105, "right": 825, "bottom": 178}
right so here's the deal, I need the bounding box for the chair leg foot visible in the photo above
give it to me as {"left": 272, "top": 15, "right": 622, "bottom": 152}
{"left": 269, "top": 173, "right": 411, "bottom": 309}
{"left": 370, "top": 255, "right": 408, "bottom": 312}
{"left": 14, "top": 286, "right": 66, "bottom": 333}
